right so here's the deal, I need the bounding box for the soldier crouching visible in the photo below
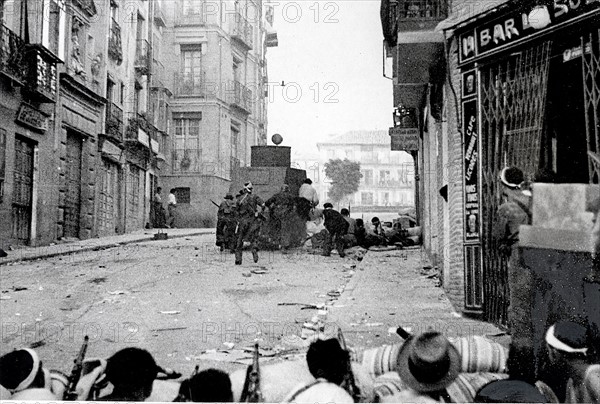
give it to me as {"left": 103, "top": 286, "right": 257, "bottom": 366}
{"left": 234, "top": 182, "right": 265, "bottom": 265}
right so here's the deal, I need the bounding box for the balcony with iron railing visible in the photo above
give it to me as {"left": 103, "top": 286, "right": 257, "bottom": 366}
{"left": 23, "top": 44, "right": 61, "bottom": 103}
{"left": 173, "top": 73, "right": 207, "bottom": 97}
{"left": 230, "top": 13, "right": 253, "bottom": 49}
{"left": 135, "top": 39, "right": 151, "bottom": 74}
{"left": 105, "top": 102, "right": 124, "bottom": 143}
{"left": 108, "top": 18, "right": 123, "bottom": 65}
{"left": 229, "top": 80, "right": 252, "bottom": 114}
{"left": 175, "top": 4, "right": 207, "bottom": 26}
{"left": 0, "top": 24, "right": 26, "bottom": 83}
{"left": 125, "top": 112, "right": 157, "bottom": 150}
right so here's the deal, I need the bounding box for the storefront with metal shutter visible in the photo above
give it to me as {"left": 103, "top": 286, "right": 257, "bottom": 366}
{"left": 447, "top": 2, "right": 600, "bottom": 325}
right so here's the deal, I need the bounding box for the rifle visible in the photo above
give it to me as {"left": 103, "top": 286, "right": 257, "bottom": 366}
{"left": 336, "top": 328, "right": 361, "bottom": 402}
{"left": 63, "top": 335, "right": 89, "bottom": 401}
{"left": 211, "top": 199, "right": 220, "bottom": 208}
{"left": 240, "top": 343, "right": 263, "bottom": 402}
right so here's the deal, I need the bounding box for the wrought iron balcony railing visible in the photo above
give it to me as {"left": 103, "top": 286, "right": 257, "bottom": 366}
{"left": 173, "top": 73, "right": 206, "bottom": 97}
{"left": 230, "top": 80, "right": 252, "bottom": 113}
{"left": 0, "top": 24, "right": 26, "bottom": 83}
{"left": 175, "top": 4, "right": 207, "bottom": 26}
{"left": 397, "top": 0, "right": 447, "bottom": 21}
{"left": 230, "top": 13, "right": 253, "bottom": 49}
{"left": 23, "top": 44, "right": 61, "bottom": 103}
{"left": 105, "top": 102, "right": 124, "bottom": 143}
{"left": 108, "top": 18, "right": 123, "bottom": 65}
{"left": 135, "top": 39, "right": 151, "bottom": 74}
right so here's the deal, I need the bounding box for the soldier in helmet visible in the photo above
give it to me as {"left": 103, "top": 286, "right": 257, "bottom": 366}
{"left": 216, "top": 193, "right": 236, "bottom": 252}
{"left": 234, "top": 182, "right": 265, "bottom": 265}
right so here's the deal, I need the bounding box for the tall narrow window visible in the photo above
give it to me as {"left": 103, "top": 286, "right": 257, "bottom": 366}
{"left": 173, "top": 115, "right": 202, "bottom": 172}
{"left": 180, "top": 46, "right": 202, "bottom": 94}
{"left": 43, "top": 0, "right": 66, "bottom": 59}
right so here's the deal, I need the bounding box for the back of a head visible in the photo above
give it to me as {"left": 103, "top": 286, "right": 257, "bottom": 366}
{"left": 170, "top": 188, "right": 176, "bottom": 194}
{"left": 106, "top": 348, "right": 158, "bottom": 394}
{"left": 323, "top": 202, "right": 333, "bottom": 209}
{"left": 356, "top": 219, "right": 364, "bottom": 227}
{"left": 500, "top": 167, "right": 525, "bottom": 188}
{"left": 184, "top": 368, "right": 233, "bottom": 402}
{"left": 371, "top": 217, "right": 380, "bottom": 224}
{"left": 303, "top": 178, "right": 313, "bottom": 185}
{"left": 474, "top": 379, "right": 547, "bottom": 403}
{"left": 340, "top": 208, "right": 349, "bottom": 216}
{"left": 306, "top": 339, "right": 348, "bottom": 385}
{"left": 0, "top": 348, "right": 45, "bottom": 393}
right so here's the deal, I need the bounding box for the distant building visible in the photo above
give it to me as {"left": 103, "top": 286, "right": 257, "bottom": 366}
{"left": 315, "top": 131, "right": 415, "bottom": 212}
{"left": 160, "top": 0, "right": 274, "bottom": 227}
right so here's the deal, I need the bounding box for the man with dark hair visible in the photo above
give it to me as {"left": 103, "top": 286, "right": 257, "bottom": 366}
{"left": 175, "top": 368, "right": 234, "bottom": 402}
{"left": 282, "top": 339, "right": 353, "bottom": 403}
{"left": 101, "top": 347, "right": 158, "bottom": 401}
{"left": 234, "top": 182, "right": 265, "bottom": 265}
{"left": 340, "top": 208, "right": 357, "bottom": 248}
{"left": 297, "top": 178, "right": 319, "bottom": 221}
{"left": 321, "top": 203, "right": 349, "bottom": 258}
{"left": 216, "top": 193, "right": 236, "bottom": 252}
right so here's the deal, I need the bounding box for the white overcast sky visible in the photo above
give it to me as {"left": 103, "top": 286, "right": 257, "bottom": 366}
{"left": 266, "top": 0, "right": 393, "bottom": 155}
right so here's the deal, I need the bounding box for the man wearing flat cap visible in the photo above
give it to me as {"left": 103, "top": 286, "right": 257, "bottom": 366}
{"left": 234, "top": 182, "right": 265, "bottom": 265}
{"left": 216, "top": 193, "right": 236, "bottom": 252}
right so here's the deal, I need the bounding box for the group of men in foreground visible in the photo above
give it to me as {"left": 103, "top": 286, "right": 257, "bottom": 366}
{"left": 1, "top": 319, "right": 598, "bottom": 402}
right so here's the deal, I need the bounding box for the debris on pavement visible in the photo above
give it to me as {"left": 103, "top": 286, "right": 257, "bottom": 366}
{"left": 242, "top": 272, "right": 251, "bottom": 277}
{"left": 327, "top": 290, "right": 341, "bottom": 297}
{"left": 250, "top": 268, "right": 268, "bottom": 274}
{"left": 12, "top": 286, "right": 28, "bottom": 292}
{"left": 107, "top": 290, "right": 127, "bottom": 295}
{"left": 0, "top": 295, "right": 11, "bottom": 300}
{"left": 223, "top": 342, "right": 235, "bottom": 349}
{"left": 159, "top": 310, "right": 181, "bottom": 315}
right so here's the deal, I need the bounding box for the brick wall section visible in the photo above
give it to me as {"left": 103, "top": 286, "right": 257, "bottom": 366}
{"left": 444, "top": 37, "right": 466, "bottom": 310}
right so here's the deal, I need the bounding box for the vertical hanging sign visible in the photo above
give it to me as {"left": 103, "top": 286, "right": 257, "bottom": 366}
{"left": 462, "top": 68, "right": 480, "bottom": 243}
{"left": 463, "top": 99, "right": 479, "bottom": 241}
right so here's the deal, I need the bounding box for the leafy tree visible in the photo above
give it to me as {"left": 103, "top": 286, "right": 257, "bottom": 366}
{"left": 324, "top": 159, "right": 362, "bottom": 203}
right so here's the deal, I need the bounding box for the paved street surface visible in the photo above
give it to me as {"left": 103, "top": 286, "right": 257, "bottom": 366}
{"left": 0, "top": 232, "right": 504, "bottom": 377}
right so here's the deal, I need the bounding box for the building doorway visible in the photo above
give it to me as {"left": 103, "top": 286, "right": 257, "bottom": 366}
{"left": 64, "top": 132, "right": 82, "bottom": 238}
{"left": 98, "top": 158, "right": 120, "bottom": 236}
{"left": 12, "top": 137, "right": 34, "bottom": 244}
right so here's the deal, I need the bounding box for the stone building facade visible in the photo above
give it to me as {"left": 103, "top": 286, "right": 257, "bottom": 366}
{"left": 0, "top": 0, "right": 274, "bottom": 248}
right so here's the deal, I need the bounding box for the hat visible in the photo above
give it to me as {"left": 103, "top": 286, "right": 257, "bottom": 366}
{"left": 396, "top": 332, "right": 460, "bottom": 392}
{"left": 474, "top": 380, "right": 547, "bottom": 403}
{"left": 500, "top": 167, "right": 524, "bottom": 189}
{"left": 323, "top": 203, "right": 333, "bottom": 209}
{"left": 545, "top": 321, "right": 588, "bottom": 355}
{"left": 0, "top": 348, "right": 41, "bottom": 393}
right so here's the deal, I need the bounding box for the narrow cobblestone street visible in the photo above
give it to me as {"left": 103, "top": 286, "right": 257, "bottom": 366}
{"left": 0, "top": 231, "right": 503, "bottom": 378}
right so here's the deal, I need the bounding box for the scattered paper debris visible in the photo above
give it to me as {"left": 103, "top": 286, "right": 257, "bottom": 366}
{"left": 108, "top": 290, "right": 127, "bottom": 295}
{"left": 12, "top": 286, "right": 28, "bottom": 292}
{"left": 0, "top": 296, "right": 11, "bottom": 300}
{"left": 160, "top": 310, "right": 181, "bottom": 315}
{"left": 223, "top": 342, "right": 235, "bottom": 349}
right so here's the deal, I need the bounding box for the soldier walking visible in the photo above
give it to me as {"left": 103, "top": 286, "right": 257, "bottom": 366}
{"left": 216, "top": 193, "right": 236, "bottom": 252}
{"left": 234, "top": 182, "right": 265, "bottom": 265}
